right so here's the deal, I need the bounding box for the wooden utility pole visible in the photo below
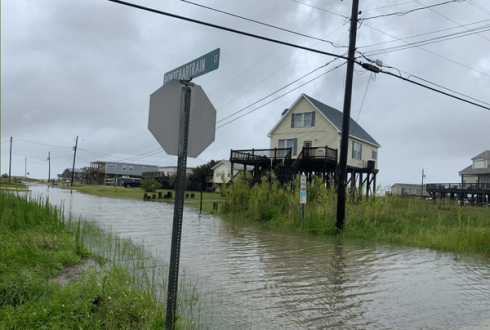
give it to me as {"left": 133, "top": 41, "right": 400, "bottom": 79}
{"left": 9, "top": 137, "right": 12, "bottom": 184}
{"left": 25, "top": 158, "right": 27, "bottom": 180}
{"left": 336, "top": 0, "right": 360, "bottom": 230}
{"left": 71, "top": 137, "right": 78, "bottom": 187}
{"left": 421, "top": 169, "right": 425, "bottom": 199}
{"left": 48, "top": 152, "right": 51, "bottom": 182}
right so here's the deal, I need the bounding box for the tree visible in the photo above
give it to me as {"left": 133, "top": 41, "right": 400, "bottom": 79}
{"left": 188, "top": 160, "right": 218, "bottom": 191}
{"left": 140, "top": 178, "right": 162, "bottom": 193}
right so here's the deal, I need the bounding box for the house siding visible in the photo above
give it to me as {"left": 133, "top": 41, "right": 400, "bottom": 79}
{"left": 95, "top": 163, "right": 159, "bottom": 176}
{"left": 345, "top": 135, "right": 379, "bottom": 169}
{"left": 213, "top": 163, "right": 240, "bottom": 184}
{"left": 269, "top": 98, "right": 338, "bottom": 156}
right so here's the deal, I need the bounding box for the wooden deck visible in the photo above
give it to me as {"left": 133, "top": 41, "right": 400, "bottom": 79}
{"left": 427, "top": 183, "right": 490, "bottom": 205}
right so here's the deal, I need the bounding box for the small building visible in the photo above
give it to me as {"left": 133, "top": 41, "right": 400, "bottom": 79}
{"left": 212, "top": 160, "right": 254, "bottom": 184}
{"left": 391, "top": 183, "right": 429, "bottom": 197}
{"left": 459, "top": 150, "right": 490, "bottom": 186}
{"left": 86, "top": 160, "right": 159, "bottom": 185}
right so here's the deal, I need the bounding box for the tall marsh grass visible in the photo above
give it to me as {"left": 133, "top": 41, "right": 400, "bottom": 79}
{"left": 0, "top": 190, "right": 228, "bottom": 329}
{"left": 219, "top": 175, "right": 490, "bottom": 256}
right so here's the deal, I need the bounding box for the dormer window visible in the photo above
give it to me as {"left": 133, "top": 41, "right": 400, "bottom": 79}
{"left": 291, "top": 112, "right": 315, "bottom": 128}
{"left": 474, "top": 160, "right": 484, "bottom": 169}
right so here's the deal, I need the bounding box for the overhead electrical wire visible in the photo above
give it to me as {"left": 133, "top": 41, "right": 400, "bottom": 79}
{"left": 467, "top": 0, "right": 490, "bottom": 16}
{"left": 181, "top": 0, "right": 347, "bottom": 48}
{"left": 217, "top": 62, "right": 347, "bottom": 129}
{"left": 352, "top": 72, "right": 375, "bottom": 135}
{"left": 362, "top": 1, "right": 421, "bottom": 13}
{"left": 209, "top": 1, "right": 346, "bottom": 102}
{"left": 364, "top": 24, "right": 490, "bottom": 56}
{"left": 217, "top": 56, "right": 343, "bottom": 124}
{"left": 107, "top": 0, "right": 349, "bottom": 61}
{"left": 15, "top": 139, "right": 73, "bottom": 149}
{"left": 414, "top": 0, "right": 490, "bottom": 42}
{"left": 360, "top": 0, "right": 466, "bottom": 21}
{"left": 292, "top": 0, "right": 348, "bottom": 19}
{"left": 358, "top": 18, "right": 490, "bottom": 49}
{"left": 359, "top": 23, "right": 490, "bottom": 79}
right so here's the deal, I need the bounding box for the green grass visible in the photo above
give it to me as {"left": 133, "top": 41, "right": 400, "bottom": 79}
{"left": 217, "top": 175, "right": 490, "bottom": 256}
{"left": 0, "top": 190, "right": 225, "bottom": 329}
{"left": 65, "top": 185, "right": 223, "bottom": 205}
{"left": 0, "top": 177, "right": 28, "bottom": 190}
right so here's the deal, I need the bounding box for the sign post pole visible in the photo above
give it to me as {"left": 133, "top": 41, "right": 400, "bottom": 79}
{"left": 165, "top": 80, "right": 193, "bottom": 330}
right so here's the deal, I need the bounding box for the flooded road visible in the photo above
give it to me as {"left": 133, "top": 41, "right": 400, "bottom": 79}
{"left": 30, "top": 185, "right": 490, "bottom": 329}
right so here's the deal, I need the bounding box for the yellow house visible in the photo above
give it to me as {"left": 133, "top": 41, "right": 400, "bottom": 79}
{"left": 267, "top": 94, "right": 380, "bottom": 169}
{"left": 212, "top": 160, "right": 254, "bottom": 184}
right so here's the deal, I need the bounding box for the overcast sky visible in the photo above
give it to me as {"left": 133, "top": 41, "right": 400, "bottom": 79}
{"left": 2, "top": 0, "right": 489, "bottom": 190}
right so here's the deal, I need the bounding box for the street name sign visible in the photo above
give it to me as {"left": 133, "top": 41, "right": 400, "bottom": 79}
{"left": 163, "top": 48, "right": 220, "bottom": 85}
{"left": 148, "top": 79, "right": 216, "bottom": 158}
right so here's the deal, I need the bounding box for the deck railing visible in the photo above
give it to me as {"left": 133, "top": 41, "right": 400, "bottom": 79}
{"left": 302, "top": 146, "right": 337, "bottom": 162}
{"left": 427, "top": 183, "right": 490, "bottom": 191}
{"left": 231, "top": 148, "right": 292, "bottom": 162}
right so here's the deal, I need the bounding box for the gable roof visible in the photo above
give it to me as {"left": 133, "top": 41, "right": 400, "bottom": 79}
{"left": 459, "top": 164, "right": 490, "bottom": 175}
{"left": 391, "top": 183, "right": 426, "bottom": 189}
{"left": 472, "top": 150, "right": 490, "bottom": 160}
{"left": 268, "top": 94, "right": 380, "bottom": 147}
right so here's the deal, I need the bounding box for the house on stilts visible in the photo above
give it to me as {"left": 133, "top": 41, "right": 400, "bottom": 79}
{"left": 228, "top": 94, "right": 381, "bottom": 196}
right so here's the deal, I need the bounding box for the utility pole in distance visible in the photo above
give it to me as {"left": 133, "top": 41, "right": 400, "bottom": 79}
{"left": 71, "top": 137, "right": 78, "bottom": 187}
{"left": 421, "top": 169, "right": 425, "bottom": 199}
{"left": 9, "top": 137, "right": 12, "bottom": 184}
{"left": 25, "top": 158, "right": 27, "bottom": 180}
{"left": 48, "top": 152, "right": 51, "bottom": 183}
{"left": 336, "top": 0, "right": 360, "bottom": 230}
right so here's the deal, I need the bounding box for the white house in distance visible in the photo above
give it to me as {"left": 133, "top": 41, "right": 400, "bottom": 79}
{"left": 159, "top": 166, "right": 195, "bottom": 177}
{"left": 267, "top": 94, "right": 380, "bottom": 169}
{"left": 212, "top": 160, "right": 253, "bottom": 184}
{"left": 459, "top": 150, "right": 490, "bottom": 185}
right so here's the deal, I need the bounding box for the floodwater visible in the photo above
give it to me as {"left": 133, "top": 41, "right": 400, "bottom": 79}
{"left": 28, "top": 185, "right": 490, "bottom": 329}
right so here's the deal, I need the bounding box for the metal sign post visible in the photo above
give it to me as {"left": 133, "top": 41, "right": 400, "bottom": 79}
{"left": 300, "top": 175, "right": 307, "bottom": 231}
{"left": 166, "top": 80, "right": 193, "bottom": 330}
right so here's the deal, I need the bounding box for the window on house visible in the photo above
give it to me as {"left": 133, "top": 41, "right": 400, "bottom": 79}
{"left": 129, "top": 165, "right": 133, "bottom": 172}
{"left": 352, "top": 141, "right": 362, "bottom": 160}
{"left": 228, "top": 170, "right": 231, "bottom": 177}
{"left": 107, "top": 163, "right": 117, "bottom": 168}
{"left": 122, "top": 165, "right": 127, "bottom": 171}
{"left": 412, "top": 190, "right": 416, "bottom": 194}
{"left": 142, "top": 166, "right": 146, "bottom": 171}
{"left": 372, "top": 150, "right": 377, "bottom": 160}
{"left": 216, "top": 171, "right": 219, "bottom": 178}
{"left": 278, "top": 138, "right": 297, "bottom": 156}
{"left": 291, "top": 112, "right": 315, "bottom": 128}
{"left": 474, "top": 160, "right": 484, "bottom": 168}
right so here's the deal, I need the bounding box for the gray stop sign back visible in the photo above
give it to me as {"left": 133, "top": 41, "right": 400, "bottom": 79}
{"left": 148, "top": 79, "right": 216, "bottom": 158}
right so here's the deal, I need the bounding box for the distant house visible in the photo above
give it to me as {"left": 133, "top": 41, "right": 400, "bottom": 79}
{"left": 459, "top": 150, "right": 490, "bottom": 186}
{"left": 391, "top": 183, "right": 429, "bottom": 197}
{"left": 58, "top": 168, "right": 83, "bottom": 181}
{"left": 212, "top": 160, "right": 253, "bottom": 184}
{"left": 267, "top": 94, "right": 380, "bottom": 169}
{"left": 86, "top": 160, "right": 159, "bottom": 184}
{"left": 159, "top": 166, "right": 196, "bottom": 177}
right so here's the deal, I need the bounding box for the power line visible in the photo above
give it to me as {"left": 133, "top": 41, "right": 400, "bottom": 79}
{"left": 357, "top": 18, "right": 490, "bottom": 49}
{"left": 364, "top": 24, "right": 490, "bottom": 56}
{"left": 414, "top": 0, "right": 490, "bottom": 42}
{"left": 468, "top": 0, "right": 490, "bottom": 16}
{"left": 181, "top": 0, "right": 347, "bottom": 48}
{"left": 361, "top": 0, "right": 466, "bottom": 21}
{"left": 352, "top": 72, "right": 374, "bottom": 135}
{"left": 362, "top": 1, "right": 420, "bottom": 13}
{"left": 360, "top": 23, "right": 490, "bottom": 79}
{"left": 217, "top": 62, "right": 347, "bottom": 129}
{"left": 377, "top": 67, "right": 490, "bottom": 111}
{"left": 15, "top": 139, "right": 72, "bottom": 149}
{"left": 292, "top": 0, "right": 348, "bottom": 19}
{"left": 209, "top": 1, "right": 346, "bottom": 101}
{"left": 217, "top": 57, "right": 343, "bottom": 124}
{"left": 108, "top": 0, "right": 350, "bottom": 61}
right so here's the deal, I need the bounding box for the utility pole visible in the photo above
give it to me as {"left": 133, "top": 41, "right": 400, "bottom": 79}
{"left": 9, "top": 137, "right": 12, "bottom": 184}
{"left": 48, "top": 152, "right": 51, "bottom": 182}
{"left": 336, "top": 0, "right": 360, "bottom": 230}
{"left": 25, "top": 158, "right": 27, "bottom": 180}
{"left": 71, "top": 136, "right": 78, "bottom": 187}
{"left": 421, "top": 169, "right": 425, "bottom": 199}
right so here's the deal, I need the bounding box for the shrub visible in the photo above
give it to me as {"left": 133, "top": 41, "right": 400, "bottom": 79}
{"left": 140, "top": 178, "right": 162, "bottom": 193}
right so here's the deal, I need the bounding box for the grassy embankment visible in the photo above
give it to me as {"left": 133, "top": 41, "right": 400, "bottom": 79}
{"left": 0, "top": 177, "right": 28, "bottom": 190}
{"left": 0, "top": 190, "right": 222, "bottom": 329}
{"left": 218, "top": 175, "right": 490, "bottom": 256}
{"left": 64, "top": 185, "right": 222, "bottom": 209}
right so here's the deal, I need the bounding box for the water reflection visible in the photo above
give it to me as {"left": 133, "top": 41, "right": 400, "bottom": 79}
{"left": 28, "top": 185, "right": 490, "bottom": 329}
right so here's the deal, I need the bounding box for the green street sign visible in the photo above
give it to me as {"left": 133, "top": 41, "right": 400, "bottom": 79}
{"left": 163, "top": 48, "right": 220, "bottom": 85}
